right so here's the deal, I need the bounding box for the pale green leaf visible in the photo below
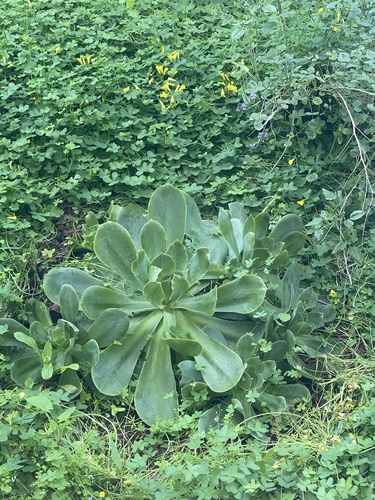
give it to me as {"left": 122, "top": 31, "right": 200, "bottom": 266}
{"left": 83, "top": 308, "right": 130, "bottom": 347}
{"left": 143, "top": 282, "right": 165, "bottom": 307}
{"left": 81, "top": 286, "right": 154, "bottom": 319}
{"left": 94, "top": 222, "right": 141, "bottom": 288}
{"left": 92, "top": 310, "right": 163, "bottom": 395}
{"left": 216, "top": 275, "right": 266, "bottom": 314}
{"left": 187, "top": 247, "right": 210, "bottom": 284}
{"left": 178, "top": 287, "right": 217, "bottom": 316}
{"left": 148, "top": 184, "right": 187, "bottom": 245}
{"left": 114, "top": 204, "right": 147, "bottom": 249}
{"left": 134, "top": 326, "right": 178, "bottom": 424}
{"left": 59, "top": 284, "right": 79, "bottom": 323}
{"left": 140, "top": 220, "right": 167, "bottom": 260}
{"left": 43, "top": 268, "right": 103, "bottom": 304}
{"left": 218, "top": 209, "right": 240, "bottom": 258}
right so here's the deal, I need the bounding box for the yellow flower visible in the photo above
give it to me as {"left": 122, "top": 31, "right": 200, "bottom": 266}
{"left": 220, "top": 88, "right": 226, "bottom": 97}
{"left": 159, "top": 91, "right": 168, "bottom": 98}
{"left": 161, "top": 78, "right": 176, "bottom": 91}
{"left": 333, "top": 26, "right": 340, "bottom": 32}
{"left": 155, "top": 65, "right": 168, "bottom": 75}
{"left": 337, "top": 12, "right": 341, "bottom": 22}
{"left": 226, "top": 83, "right": 238, "bottom": 93}
{"left": 318, "top": 7, "right": 324, "bottom": 14}
{"left": 19, "top": 392, "right": 26, "bottom": 399}
{"left": 77, "top": 55, "right": 95, "bottom": 65}
{"left": 7, "top": 215, "right": 17, "bottom": 220}
{"left": 123, "top": 87, "right": 130, "bottom": 93}
{"left": 288, "top": 158, "right": 295, "bottom": 165}
{"left": 167, "top": 51, "right": 180, "bottom": 61}
{"left": 176, "top": 84, "right": 186, "bottom": 92}
{"left": 240, "top": 59, "right": 249, "bottom": 72}
{"left": 161, "top": 46, "right": 165, "bottom": 54}
{"left": 55, "top": 46, "right": 61, "bottom": 54}
{"left": 329, "top": 290, "right": 337, "bottom": 297}
{"left": 99, "top": 492, "right": 106, "bottom": 498}
{"left": 124, "top": 480, "right": 131, "bottom": 485}
{"left": 297, "top": 199, "right": 306, "bottom": 206}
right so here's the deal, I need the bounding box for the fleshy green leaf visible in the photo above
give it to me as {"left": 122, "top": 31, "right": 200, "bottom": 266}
{"left": 281, "top": 263, "right": 301, "bottom": 309}
{"left": 0, "top": 319, "right": 30, "bottom": 347}
{"left": 254, "top": 213, "right": 270, "bottom": 238}
{"left": 184, "top": 192, "right": 210, "bottom": 241}
{"left": 134, "top": 325, "right": 178, "bottom": 424}
{"left": 281, "top": 231, "right": 306, "bottom": 255}
{"left": 150, "top": 253, "right": 176, "bottom": 280}
{"left": 243, "top": 214, "right": 255, "bottom": 235}
{"left": 148, "top": 184, "right": 187, "bottom": 245}
{"left": 140, "top": 220, "right": 167, "bottom": 260}
{"left": 11, "top": 352, "right": 43, "bottom": 385}
{"left": 187, "top": 247, "right": 210, "bottom": 284}
{"left": 29, "top": 321, "right": 49, "bottom": 344}
{"left": 218, "top": 209, "right": 240, "bottom": 258}
{"left": 143, "top": 282, "right": 165, "bottom": 307}
{"left": 70, "top": 339, "right": 100, "bottom": 369}
{"left": 13, "top": 332, "right": 40, "bottom": 353}
{"left": 242, "top": 231, "right": 255, "bottom": 262}
{"left": 176, "top": 312, "right": 244, "bottom": 392}
{"left": 94, "top": 222, "right": 141, "bottom": 288}
{"left": 43, "top": 268, "right": 103, "bottom": 304}
{"left": 229, "top": 202, "right": 247, "bottom": 223}
{"left": 113, "top": 204, "right": 147, "bottom": 250}
{"left": 131, "top": 250, "right": 150, "bottom": 285}
{"left": 81, "top": 286, "right": 154, "bottom": 319}
{"left": 82, "top": 308, "right": 130, "bottom": 348}
{"left": 178, "top": 287, "right": 217, "bottom": 316}
{"left": 169, "top": 275, "right": 191, "bottom": 303}
{"left": 216, "top": 275, "right": 266, "bottom": 314}
{"left": 200, "top": 235, "right": 228, "bottom": 264}
{"left": 59, "top": 284, "right": 79, "bottom": 324}
{"left": 269, "top": 214, "right": 304, "bottom": 243}
{"left": 26, "top": 394, "right": 54, "bottom": 412}
{"left": 92, "top": 310, "right": 163, "bottom": 396}
{"left": 166, "top": 240, "right": 188, "bottom": 271}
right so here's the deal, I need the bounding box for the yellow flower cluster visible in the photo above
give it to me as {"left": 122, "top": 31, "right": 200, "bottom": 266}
{"left": 154, "top": 61, "right": 187, "bottom": 109}
{"left": 219, "top": 72, "right": 238, "bottom": 97}
{"left": 77, "top": 55, "right": 96, "bottom": 65}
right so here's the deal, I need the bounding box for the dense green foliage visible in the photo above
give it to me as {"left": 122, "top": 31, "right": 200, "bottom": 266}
{"left": 0, "top": 0, "right": 374, "bottom": 497}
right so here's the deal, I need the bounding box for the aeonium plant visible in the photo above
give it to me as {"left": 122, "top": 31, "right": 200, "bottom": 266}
{"left": 0, "top": 290, "right": 129, "bottom": 395}
{"left": 43, "top": 185, "right": 268, "bottom": 424}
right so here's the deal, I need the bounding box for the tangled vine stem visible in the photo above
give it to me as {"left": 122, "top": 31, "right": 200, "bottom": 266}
{"left": 325, "top": 91, "right": 375, "bottom": 287}
{"left": 336, "top": 91, "right": 374, "bottom": 202}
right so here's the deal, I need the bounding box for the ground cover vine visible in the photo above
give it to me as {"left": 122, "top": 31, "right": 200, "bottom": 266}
{"left": 0, "top": 0, "right": 374, "bottom": 497}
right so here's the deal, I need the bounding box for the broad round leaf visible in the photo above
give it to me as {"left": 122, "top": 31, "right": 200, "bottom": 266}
{"left": 148, "top": 184, "right": 187, "bottom": 245}
{"left": 94, "top": 222, "right": 141, "bottom": 289}
{"left": 43, "top": 268, "right": 103, "bottom": 305}
{"left": 216, "top": 275, "right": 266, "bottom": 314}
